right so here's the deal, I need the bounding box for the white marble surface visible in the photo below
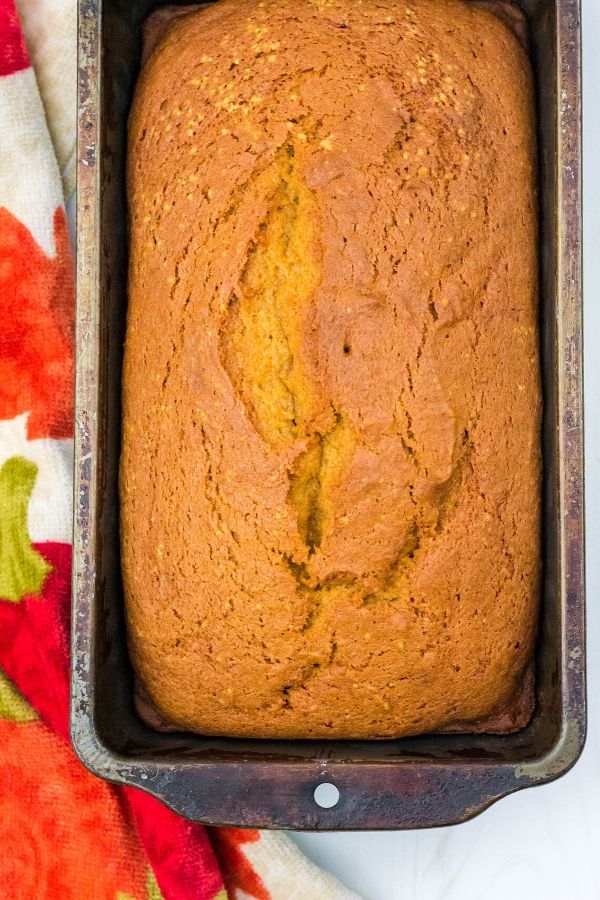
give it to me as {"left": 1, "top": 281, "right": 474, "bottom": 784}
{"left": 289, "top": 2, "right": 599, "bottom": 897}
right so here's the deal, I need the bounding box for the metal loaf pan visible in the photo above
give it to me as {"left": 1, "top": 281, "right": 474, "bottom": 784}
{"left": 73, "top": 0, "right": 584, "bottom": 829}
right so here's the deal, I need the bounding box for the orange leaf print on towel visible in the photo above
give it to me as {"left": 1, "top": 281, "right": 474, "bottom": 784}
{"left": 0, "top": 718, "right": 149, "bottom": 900}
{"left": 0, "top": 207, "right": 74, "bottom": 439}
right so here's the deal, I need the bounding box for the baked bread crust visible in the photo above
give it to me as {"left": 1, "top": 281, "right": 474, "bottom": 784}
{"left": 122, "top": 0, "right": 540, "bottom": 738}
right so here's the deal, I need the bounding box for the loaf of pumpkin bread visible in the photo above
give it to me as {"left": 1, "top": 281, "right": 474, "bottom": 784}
{"left": 122, "top": 0, "right": 541, "bottom": 738}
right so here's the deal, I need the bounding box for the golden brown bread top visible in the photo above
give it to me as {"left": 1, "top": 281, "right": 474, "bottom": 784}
{"left": 122, "top": 0, "right": 540, "bottom": 738}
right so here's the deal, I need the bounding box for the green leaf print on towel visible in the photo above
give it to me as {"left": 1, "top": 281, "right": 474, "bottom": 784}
{"left": 0, "top": 456, "right": 51, "bottom": 602}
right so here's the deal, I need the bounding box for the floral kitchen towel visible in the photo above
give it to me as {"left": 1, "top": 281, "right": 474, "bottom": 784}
{"left": 15, "top": 0, "right": 76, "bottom": 196}
{"left": 0, "top": 1, "right": 361, "bottom": 897}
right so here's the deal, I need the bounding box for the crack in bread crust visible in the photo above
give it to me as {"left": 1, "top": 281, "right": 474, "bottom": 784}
{"left": 220, "top": 145, "right": 322, "bottom": 448}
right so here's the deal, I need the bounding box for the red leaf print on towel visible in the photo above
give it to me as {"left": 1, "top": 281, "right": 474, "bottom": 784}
{"left": 210, "top": 829, "right": 269, "bottom": 900}
{"left": 0, "top": 207, "right": 74, "bottom": 439}
{"left": 0, "top": 542, "right": 71, "bottom": 739}
{"left": 0, "top": 0, "right": 29, "bottom": 77}
{"left": 125, "top": 789, "right": 225, "bottom": 900}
